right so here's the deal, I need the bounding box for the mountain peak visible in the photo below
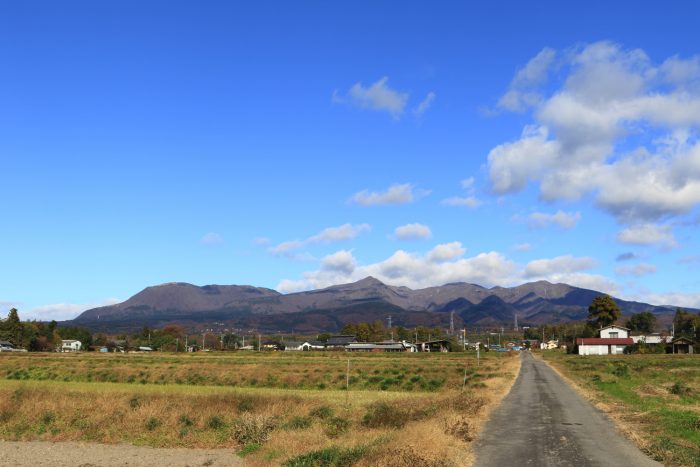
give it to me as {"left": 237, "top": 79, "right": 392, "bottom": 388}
{"left": 355, "top": 276, "right": 385, "bottom": 286}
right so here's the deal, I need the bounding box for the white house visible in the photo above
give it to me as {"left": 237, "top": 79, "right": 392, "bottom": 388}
{"left": 0, "top": 340, "right": 15, "bottom": 352}
{"left": 540, "top": 339, "right": 559, "bottom": 350}
{"left": 631, "top": 334, "right": 672, "bottom": 345}
{"left": 283, "top": 341, "right": 311, "bottom": 351}
{"left": 576, "top": 326, "right": 632, "bottom": 355}
{"left": 61, "top": 340, "right": 82, "bottom": 352}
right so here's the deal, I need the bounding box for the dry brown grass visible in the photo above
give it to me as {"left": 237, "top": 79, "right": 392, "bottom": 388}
{"left": 0, "top": 351, "right": 521, "bottom": 466}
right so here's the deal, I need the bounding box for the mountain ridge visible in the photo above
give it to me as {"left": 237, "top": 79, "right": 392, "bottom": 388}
{"left": 70, "top": 277, "right": 689, "bottom": 333}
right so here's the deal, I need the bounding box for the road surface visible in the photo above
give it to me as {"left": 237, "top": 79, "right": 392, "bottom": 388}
{"left": 473, "top": 352, "right": 661, "bottom": 467}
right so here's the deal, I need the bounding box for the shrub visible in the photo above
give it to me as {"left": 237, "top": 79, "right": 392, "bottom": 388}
{"left": 232, "top": 414, "right": 276, "bottom": 445}
{"left": 40, "top": 411, "right": 55, "bottom": 425}
{"left": 207, "top": 415, "right": 226, "bottom": 430}
{"left": 324, "top": 416, "right": 350, "bottom": 438}
{"left": 179, "top": 415, "right": 194, "bottom": 427}
{"left": 145, "top": 417, "right": 161, "bottom": 431}
{"left": 310, "top": 405, "right": 334, "bottom": 420}
{"left": 128, "top": 397, "right": 141, "bottom": 409}
{"left": 361, "top": 402, "right": 409, "bottom": 429}
{"left": 283, "top": 445, "right": 368, "bottom": 467}
{"left": 611, "top": 364, "right": 629, "bottom": 377}
{"left": 669, "top": 382, "right": 691, "bottom": 395}
{"left": 284, "top": 416, "right": 313, "bottom": 430}
{"left": 236, "top": 397, "right": 255, "bottom": 413}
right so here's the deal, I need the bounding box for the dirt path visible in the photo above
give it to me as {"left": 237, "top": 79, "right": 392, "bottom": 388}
{"left": 473, "top": 352, "right": 661, "bottom": 467}
{"left": 0, "top": 440, "right": 242, "bottom": 467}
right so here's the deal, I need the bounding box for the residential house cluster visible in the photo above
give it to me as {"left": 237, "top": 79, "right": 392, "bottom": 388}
{"left": 576, "top": 326, "right": 695, "bottom": 355}
{"left": 266, "top": 335, "right": 452, "bottom": 353}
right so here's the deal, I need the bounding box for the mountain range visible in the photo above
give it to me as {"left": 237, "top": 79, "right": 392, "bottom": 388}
{"left": 69, "top": 277, "right": 688, "bottom": 333}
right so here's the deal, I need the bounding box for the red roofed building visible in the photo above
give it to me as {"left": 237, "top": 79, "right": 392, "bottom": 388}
{"left": 576, "top": 326, "right": 633, "bottom": 355}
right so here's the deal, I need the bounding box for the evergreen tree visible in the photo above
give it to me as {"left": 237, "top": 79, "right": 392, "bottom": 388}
{"left": 587, "top": 295, "right": 621, "bottom": 328}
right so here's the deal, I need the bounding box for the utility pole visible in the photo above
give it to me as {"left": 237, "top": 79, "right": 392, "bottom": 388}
{"left": 450, "top": 311, "right": 455, "bottom": 335}
{"left": 202, "top": 333, "right": 205, "bottom": 351}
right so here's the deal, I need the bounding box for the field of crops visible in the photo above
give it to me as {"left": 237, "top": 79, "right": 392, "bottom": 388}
{"left": 0, "top": 351, "right": 519, "bottom": 466}
{"left": 543, "top": 352, "right": 700, "bottom": 467}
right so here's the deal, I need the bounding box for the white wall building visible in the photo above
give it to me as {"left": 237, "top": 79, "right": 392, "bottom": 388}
{"left": 576, "top": 326, "right": 632, "bottom": 355}
{"left": 60, "top": 340, "right": 82, "bottom": 352}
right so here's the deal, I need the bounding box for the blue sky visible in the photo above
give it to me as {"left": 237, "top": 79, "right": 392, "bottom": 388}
{"left": 2, "top": 1, "right": 700, "bottom": 320}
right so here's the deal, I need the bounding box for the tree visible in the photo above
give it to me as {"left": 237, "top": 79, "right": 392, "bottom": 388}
{"left": 625, "top": 311, "right": 656, "bottom": 334}
{"left": 0, "top": 308, "right": 23, "bottom": 345}
{"left": 587, "top": 295, "right": 621, "bottom": 328}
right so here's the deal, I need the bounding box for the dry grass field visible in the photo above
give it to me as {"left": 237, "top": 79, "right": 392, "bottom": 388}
{"left": 0, "top": 351, "right": 520, "bottom": 466}
{"left": 543, "top": 352, "right": 700, "bottom": 467}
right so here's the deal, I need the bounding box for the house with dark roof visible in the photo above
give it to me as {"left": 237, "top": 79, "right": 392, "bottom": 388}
{"left": 0, "top": 340, "right": 15, "bottom": 352}
{"left": 325, "top": 335, "right": 357, "bottom": 349}
{"left": 669, "top": 337, "right": 695, "bottom": 354}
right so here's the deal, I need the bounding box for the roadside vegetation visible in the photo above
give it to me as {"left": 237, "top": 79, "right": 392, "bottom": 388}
{"left": 543, "top": 352, "right": 700, "bottom": 467}
{"left": 0, "top": 351, "right": 520, "bottom": 466}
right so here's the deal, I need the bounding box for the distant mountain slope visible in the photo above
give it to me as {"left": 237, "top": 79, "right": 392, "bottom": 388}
{"left": 71, "top": 277, "right": 687, "bottom": 333}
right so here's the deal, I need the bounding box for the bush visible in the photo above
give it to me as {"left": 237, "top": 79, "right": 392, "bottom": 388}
{"left": 283, "top": 445, "right": 368, "bottom": 467}
{"left": 669, "top": 382, "right": 691, "bottom": 395}
{"left": 207, "top": 415, "right": 226, "bottom": 430}
{"left": 284, "top": 416, "right": 313, "bottom": 430}
{"left": 179, "top": 415, "right": 194, "bottom": 427}
{"left": 361, "top": 402, "right": 409, "bottom": 429}
{"left": 236, "top": 396, "right": 255, "bottom": 413}
{"left": 444, "top": 416, "right": 473, "bottom": 442}
{"left": 324, "top": 416, "right": 350, "bottom": 438}
{"left": 310, "top": 405, "right": 334, "bottom": 420}
{"left": 232, "top": 414, "right": 276, "bottom": 445}
{"left": 145, "top": 417, "right": 161, "bottom": 431}
{"left": 611, "top": 364, "right": 629, "bottom": 377}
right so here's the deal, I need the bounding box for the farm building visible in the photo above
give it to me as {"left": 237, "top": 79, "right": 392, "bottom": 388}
{"left": 576, "top": 326, "right": 633, "bottom": 355}
{"left": 345, "top": 341, "right": 417, "bottom": 352}
{"left": 0, "top": 340, "right": 15, "bottom": 351}
{"left": 283, "top": 341, "right": 311, "bottom": 351}
{"left": 325, "top": 335, "right": 357, "bottom": 349}
{"left": 418, "top": 340, "right": 450, "bottom": 352}
{"left": 669, "top": 337, "right": 695, "bottom": 354}
{"left": 60, "top": 340, "right": 82, "bottom": 352}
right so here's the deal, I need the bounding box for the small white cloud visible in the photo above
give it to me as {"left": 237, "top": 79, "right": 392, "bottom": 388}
{"left": 497, "top": 47, "right": 557, "bottom": 112}
{"left": 615, "top": 263, "right": 657, "bottom": 277}
{"left": 253, "top": 237, "right": 270, "bottom": 246}
{"left": 524, "top": 255, "right": 598, "bottom": 278}
{"left": 512, "top": 243, "right": 532, "bottom": 252}
{"left": 393, "top": 223, "right": 432, "bottom": 241}
{"left": 616, "top": 224, "right": 678, "bottom": 249}
{"left": 270, "top": 223, "right": 371, "bottom": 256}
{"left": 201, "top": 232, "right": 224, "bottom": 245}
{"left": 23, "top": 298, "right": 122, "bottom": 321}
{"left": 413, "top": 91, "right": 436, "bottom": 117}
{"left": 441, "top": 196, "right": 482, "bottom": 208}
{"left": 351, "top": 183, "right": 428, "bottom": 206}
{"left": 528, "top": 210, "right": 581, "bottom": 230}
{"left": 461, "top": 177, "right": 475, "bottom": 189}
{"left": 426, "top": 242, "right": 466, "bottom": 263}
{"left": 334, "top": 77, "right": 409, "bottom": 118}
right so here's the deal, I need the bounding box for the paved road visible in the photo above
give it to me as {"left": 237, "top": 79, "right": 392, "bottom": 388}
{"left": 473, "top": 352, "right": 662, "bottom": 467}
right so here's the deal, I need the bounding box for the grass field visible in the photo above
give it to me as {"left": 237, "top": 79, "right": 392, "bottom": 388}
{"left": 0, "top": 351, "right": 520, "bottom": 466}
{"left": 543, "top": 352, "right": 700, "bottom": 467}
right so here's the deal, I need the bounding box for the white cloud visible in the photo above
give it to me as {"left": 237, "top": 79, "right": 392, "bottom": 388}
{"left": 413, "top": 91, "right": 436, "bottom": 117}
{"left": 393, "top": 223, "right": 432, "bottom": 241}
{"left": 253, "top": 237, "right": 270, "bottom": 246}
{"left": 632, "top": 291, "right": 700, "bottom": 308}
{"left": 615, "top": 252, "right": 638, "bottom": 262}
{"left": 488, "top": 41, "right": 700, "bottom": 233}
{"left": 276, "top": 243, "right": 517, "bottom": 293}
{"left": 528, "top": 210, "right": 581, "bottom": 229}
{"left": 522, "top": 255, "right": 615, "bottom": 294}
{"left": 524, "top": 255, "right": 598, "bottom": 278}
{"left": 200, "top": 232, "right": 224, "bottom": 245}
{"left": 351, "top": 183, "right": 428, "bottom": 206}
{"left": 616, "top": 224, "right": 678, "bottom": 249}
{"left": 441, "top": 196, "right": 482, "bottom": 208}
{"left": 615, "top": 263, "right": 657, "bottom": 277}
{"left": 270, "top": 223, "right": 371, "bottom": 256}
{"left": 333, "top": 77, "right": 409, "bottom": 118}
{"left": 498, "top": 47, "right": 556, "bottom": 112}
{"left": 512, "top": 243, "right": 532, "bottom": 251}
{"left": 441, "top": 177, "right": 482, "bottom": 208}
{"left": 23, "top": 298, "right": 122, "bottom": 321}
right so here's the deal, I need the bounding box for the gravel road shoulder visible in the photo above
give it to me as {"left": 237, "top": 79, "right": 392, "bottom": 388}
{"left": 0, "top": 440, "right": 242, "bottom": 467}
